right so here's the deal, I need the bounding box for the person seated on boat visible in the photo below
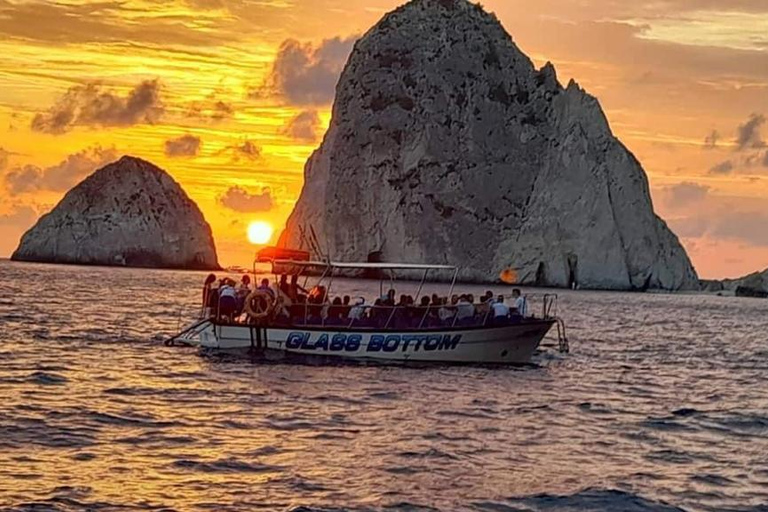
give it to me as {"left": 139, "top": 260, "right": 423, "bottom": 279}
{"left": 258, "top": 278, "right": 275, "bottom": 297}
{"left": 476, "top": 291, "right": 494, "bottom": 321}
{"left": 417, "top": 295, "right": 435, "bottom": 327}
{"left": 456, "top": 294, "right": 476, "bottom": 326}
{"left": 389, "top": 294, "right": 407, "bottom": 328}
{"left": 326, "top": 297, "right": 344, "bottom": 326}
{"left": 218, "top": 279, "right": 238, "bottom": 321}
{"left": 381, "top": 289, "right": 396, "bottom": 308}
{"left": 341, "top": 295, "right": 351, "bottom": 320}
{"left": 290, "top": 295, "right": 308, "bottom": 325}
{"left": 511, "top": 289, "right": 527, "bottom": 322}
{"left": 369, "top": 298, "right": 386, "bottom": 328}
{"left": 348, "top": 297, "right": 366, "bottom": 325}
{"left": 439, "top": 297, "right": 455, "bottom": 326}
{"left": 239, "top": 275, "right": 252, "bottom": 293}
{"left": 491, "top": 295, "right": 510, "bottom": 325}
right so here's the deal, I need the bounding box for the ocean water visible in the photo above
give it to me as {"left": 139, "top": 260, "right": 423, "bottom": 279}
{"left": 1, "top": 260, "right": 767, "bottom": 512}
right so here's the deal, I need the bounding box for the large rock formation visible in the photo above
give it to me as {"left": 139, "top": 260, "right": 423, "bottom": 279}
{"left": 281, "top": 0, "right": 699, "bottom": 290}
{"left": 12, "top": 156, "right": 219, "bottom": 270}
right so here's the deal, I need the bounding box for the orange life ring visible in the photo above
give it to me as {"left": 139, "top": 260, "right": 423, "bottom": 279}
{"left": 244, "top": 289, "right": 275, "bottom": 320}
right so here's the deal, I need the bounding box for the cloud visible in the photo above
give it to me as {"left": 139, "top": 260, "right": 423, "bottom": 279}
{"left": 736, "top": 113, "right": 766, "bottom": 151}
{"left": 0, "top": 204, "right": 37, "bottom": 227}
{"left": 764, "top": 151, "right": 768, "bottom": 167}
{"left": 186, "top": 95, "right": 234, "bottom": 121}
{"left": 711, "top": 211, "right": 768, "bottom": 247}
{"left": 703, "top": 130, "right": 720, "bottom": 149}
{"left": 282, "top": 110, "right": 321, "bottom": 142}
{"left": 4, "top": 146, "right": 118, "bottom": 195}
{"left": 709, "top": 160, "right": 734, "bottom": 175}
{"left": 664, "top": 181, "right": 710, "bottom": 208}
{"left": 0, "top": 147, "right": 9, "bottom": 171}
{"left": 232, "top": 140, "right": 261, "bottom": 161}
{"left": 164, "top": 135, "right": 202, "bottom": 158}
{"left": 256, "top": 36, "right": 357, "bottom": 106}
{"left": 31, "top": 80, "right": 164, "bottom": 135}
{"left": 219, "top": 186, "right": 273, "bottom": 212}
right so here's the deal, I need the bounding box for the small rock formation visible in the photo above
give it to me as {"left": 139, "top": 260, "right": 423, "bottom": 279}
{"left": 705, "top": 269, "right": 768, "bottom": 298}
{"left": 12, "top": 156, "right": 220, "bottom": 270}
{"left": 281, "top": 0, "right": 699, "bottom": 290}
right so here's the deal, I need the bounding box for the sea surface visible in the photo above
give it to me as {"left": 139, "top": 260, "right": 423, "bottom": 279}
{"left": 1, "top": 260, "right": 767, "bottom": 512}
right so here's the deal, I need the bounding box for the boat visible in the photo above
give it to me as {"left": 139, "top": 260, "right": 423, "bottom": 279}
{"left": 172, "top": 258, "right": 569, "bottom": 365}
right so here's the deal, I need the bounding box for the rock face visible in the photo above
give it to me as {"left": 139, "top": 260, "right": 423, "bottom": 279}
{"left": 12, "top": 156, "right": 219, "bottom": 270}
{"left": 705, "top": 270, "right": 768, "bottom": 298}
{"left": 281, "top": 0, "right": 699, "bottom": 290}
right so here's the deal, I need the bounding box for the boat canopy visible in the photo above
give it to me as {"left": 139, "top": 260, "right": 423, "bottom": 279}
{"left": 271, "top": 260, "right": 458, "bottom": 272}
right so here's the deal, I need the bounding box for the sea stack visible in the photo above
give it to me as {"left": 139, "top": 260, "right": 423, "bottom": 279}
{"left": 281, "top": 0, "right": 699, "bottom": 290}
{"left": 12, "top": 156, "right": 220, "bottom": 270}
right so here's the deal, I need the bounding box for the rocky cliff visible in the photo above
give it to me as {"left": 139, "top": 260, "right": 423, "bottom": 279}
{"left": 12, "top": 156, "right": 219, "bottom": 270}
{"left": 280, "top": 0, "right": 699, "bottom": 290}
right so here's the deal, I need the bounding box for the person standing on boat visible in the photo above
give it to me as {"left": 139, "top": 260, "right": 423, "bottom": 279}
{"left": 218, "top": 279, "right": 238, "bottom": 321}
{"left": 491, "top": 295, "right": 510, "bottom": 325}
{"left": 456, "top": 295, "right": 475, "bottom": 326}
{"left": 511, "top": 289, "right": 527, "bottom": 318}
{"left": 201, "top": 274, "right": 217, "bottom": 317}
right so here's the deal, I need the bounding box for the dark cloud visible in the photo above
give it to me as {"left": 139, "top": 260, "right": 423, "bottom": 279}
{"left": 164, "top": 135, "right": 202, "bottom": 158}
{"left": 709, "top": 160, "right": 734, "bottom": 175}
{"left": 665, "top": 181, "right": 710, "bottom": 207}
{"left": 703, "top": 130, "right": 720, "bottom": 149}
{"left": 736, "top": 113, "right": 766, "bottom": 151}
{"left": 4, "top": 146, "right": 117, "bottom": 195}
{"left": 219, "top": 186, "right": 273, "bottom": 212}
{"left": 31, "top": 80, "right": 164, "bottom": 135}
{"left": 256, "top": 36, "right": 357, "bottom": 106}
{"left": 763, "top": 151, "right": 768, "bottom": 168}
{"left": 283, "top": 110, "right": 321, "bottom": 142}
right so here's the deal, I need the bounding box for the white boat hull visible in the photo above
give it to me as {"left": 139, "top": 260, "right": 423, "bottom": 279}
{"left": 197, "top": 321, "right": 555, "bottom": 365}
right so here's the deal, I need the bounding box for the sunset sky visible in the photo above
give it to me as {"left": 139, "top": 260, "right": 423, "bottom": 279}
{"left": 1, "top": 0, "right": 767, "bottom": 278}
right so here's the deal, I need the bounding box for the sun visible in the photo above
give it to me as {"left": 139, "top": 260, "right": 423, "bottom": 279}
{"left": 247, "top": 221, "right": 274, "bottom": 245}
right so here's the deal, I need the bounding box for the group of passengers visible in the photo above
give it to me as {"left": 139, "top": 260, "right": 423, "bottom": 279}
{"left": 202, "top": 274, "right": 528, "bottom": 328}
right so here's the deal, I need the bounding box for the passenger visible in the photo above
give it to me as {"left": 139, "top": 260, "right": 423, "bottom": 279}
{"left": 382, "top": 289, "right": 396, "bottom": 307}
{"left": 258, "top": 278, "right": 274, "bottom": 297}
{"left": 348, "top": 297, "right": 366, "bottom": 325}
{"left": 342, "top": 295, "right": 351, "bottom": 319}
{"left": 439, "top": 297, "right": 455, "bottom": 326}
{"left": 477, "top": 291, "right": 494, "bottom": 321}
{"left": 218, "top": 279, "right": 238, "bottom": 321}
{"left": 427, "top": 295, "right": 442, "bottom": 327}
{"left": 202, "top": 273, "right": 217, "bottom": 316}
{"left": 511, "top": 289, "right": 527, "bottom": 319}
{"left": 370, "top": 298, "right": 385, "bottom": 328}
{"left": 418, "top": 295, "right": 433, "bottom": 327}
{"left": 392, "top": 295, "right": 408, "bottom": 328}
{"left": 279, "top": 275, "right": 290, "bottom": 297}
{"left": 327, "top": 297, "right": 344, "bottom": 325}
{"left": 456, "top": 294, "right": 476, "bottom": 326}
{"left": 491, "top": 295, "right": 510, "bottom": 325}
{"left": 239, "top": 275, "right": 252, "bottom": 293}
